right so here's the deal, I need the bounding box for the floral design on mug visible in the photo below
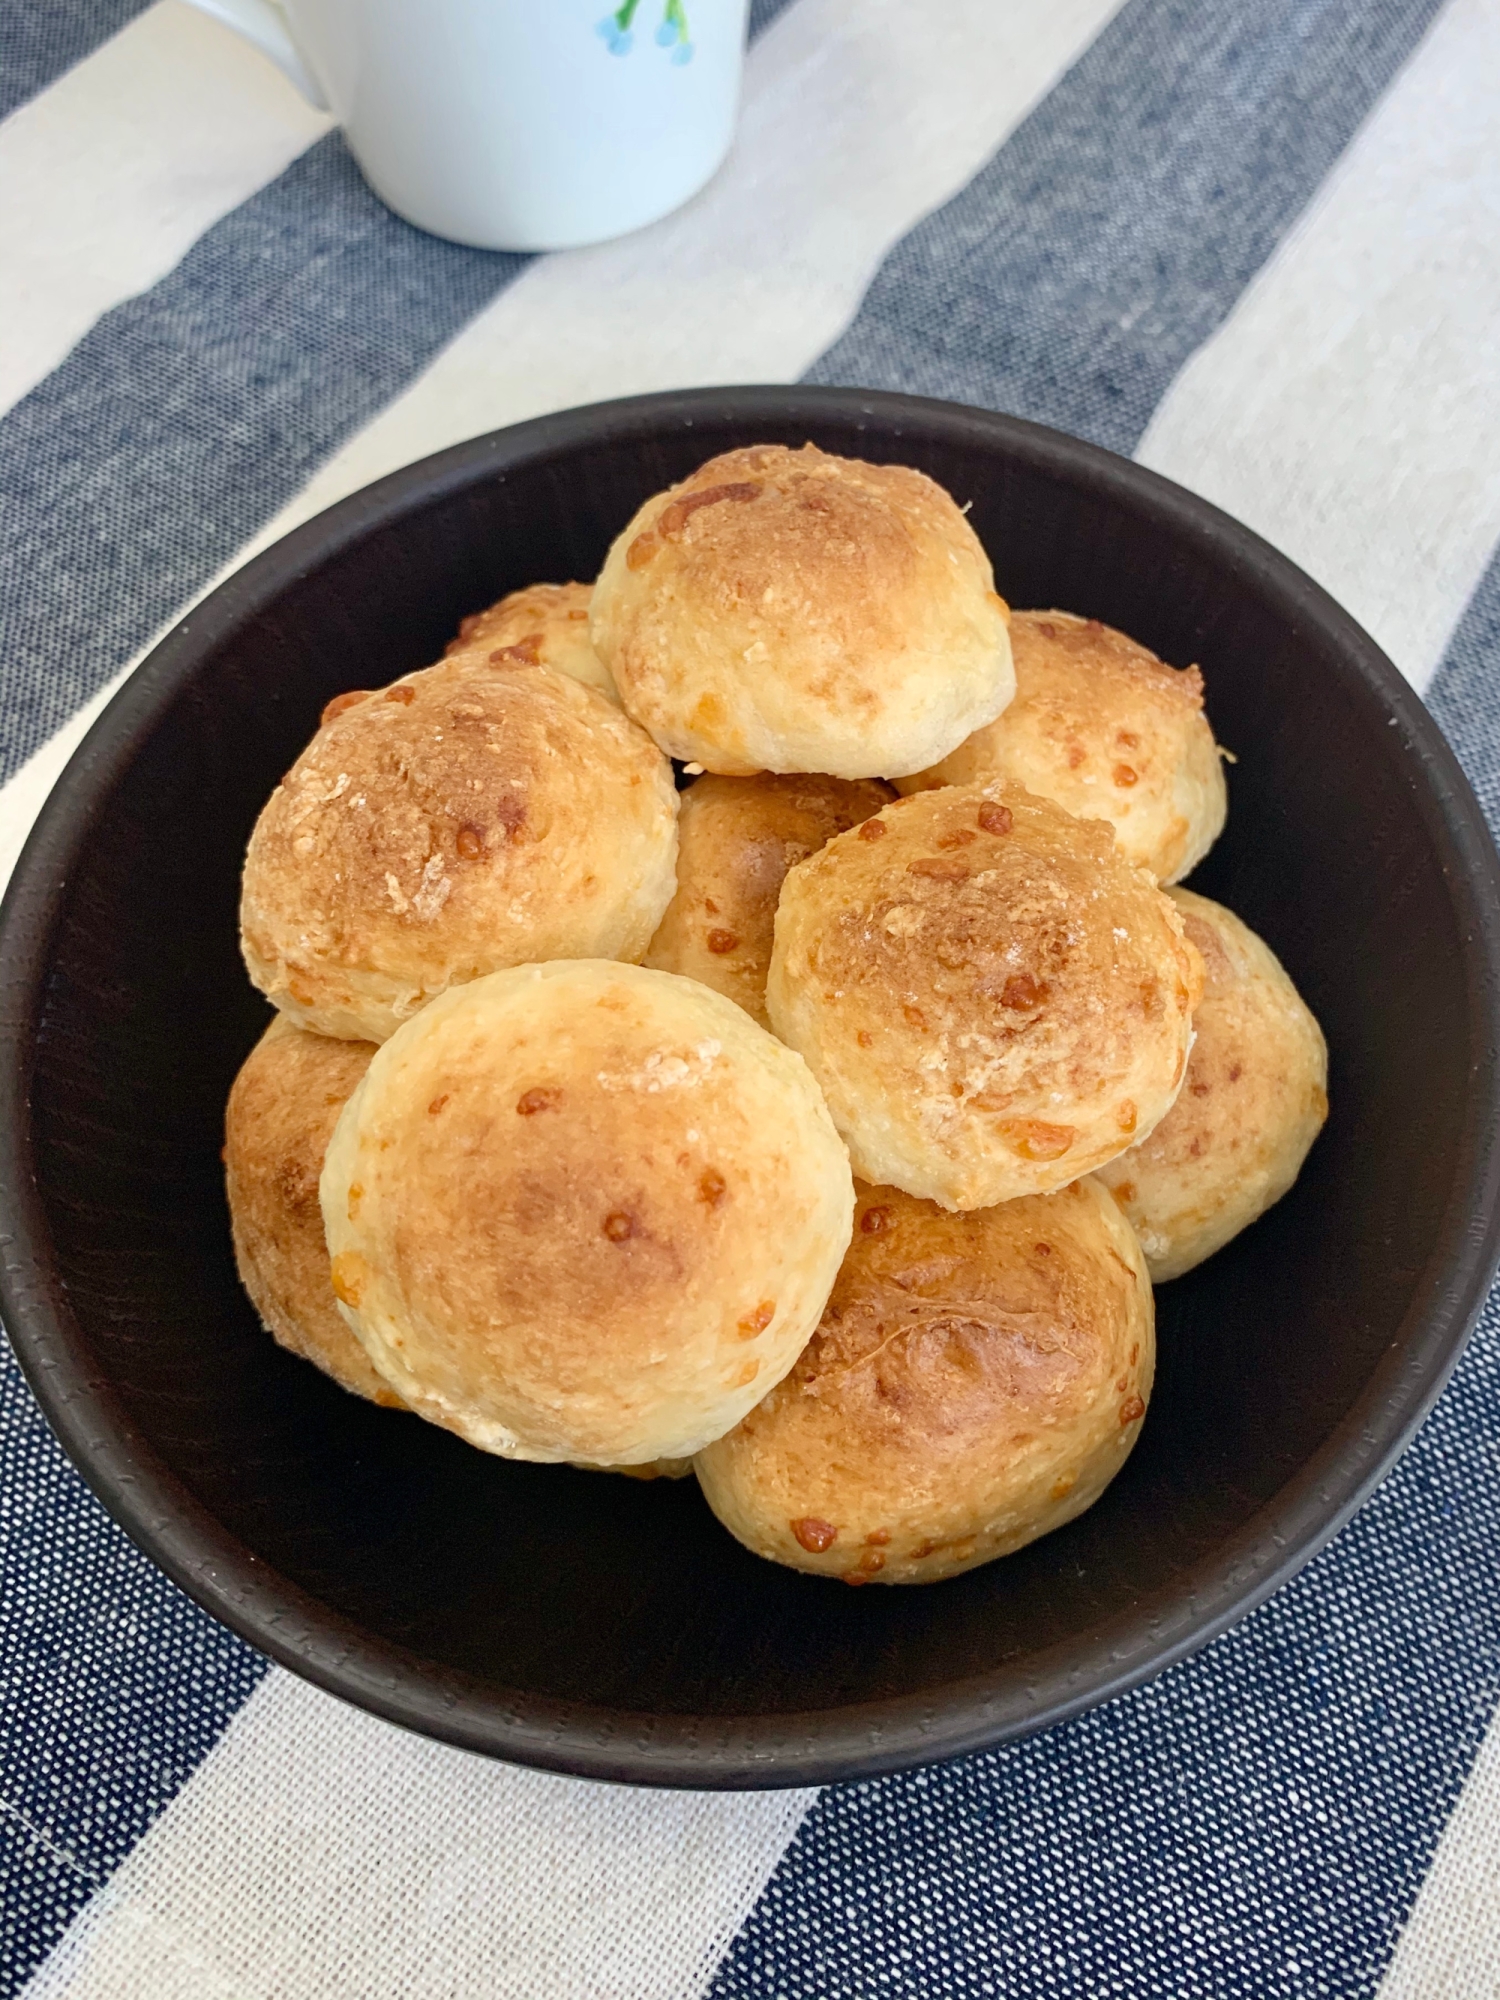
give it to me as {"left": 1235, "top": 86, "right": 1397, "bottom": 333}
{"left": 597, "top": 0, "right": 694, "bottom": 63}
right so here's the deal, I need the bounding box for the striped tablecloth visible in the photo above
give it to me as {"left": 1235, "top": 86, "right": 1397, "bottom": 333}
{"left": 4, "top": 1, "right": 1499, "bottom": 1993}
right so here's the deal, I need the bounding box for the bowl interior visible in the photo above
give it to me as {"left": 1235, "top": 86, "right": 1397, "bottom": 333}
{"left": 7, "top": 390, "right": 1498, "bottom": 1783}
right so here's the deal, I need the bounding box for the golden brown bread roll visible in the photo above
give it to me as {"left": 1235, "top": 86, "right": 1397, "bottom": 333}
{"left": 240, "top": 656, "right": 678, "bottom": 1043}
{"left": 1097, "top": 888, "right": 1328, "bottom": 1280}
{"left": 643, "top": 773, "right": 895, "bottom": 1027}
{"left": 589, "top": 444, "right": 1014, "bottom": 779}
{"left": 695, "top": 1176, "right": 1154, "bottom": 1584}
{"left": 896, "top": 610, "right": 1227, "bottom": 882}
{"left": 445, "top": 581, "right": 619, "bottom": 704}
{"left": 766, "top": 784, "right": 1203, "bottom": 1209}
{"left": 320, "top": 961, "right": 855, "bottom": 1465}
{"left": 224, "top": 1017, "right": 401, "bottom": 1407}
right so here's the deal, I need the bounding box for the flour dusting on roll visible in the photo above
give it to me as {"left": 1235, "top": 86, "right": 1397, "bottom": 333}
{"left": 695, "top": 1176, "right": 1154, "bottom": 1583}
{"left": 320, "top": 961, "right": 854, "bottom": 1465}
{"left": 590, "top": 444, "right": 1014, "bottom": 778}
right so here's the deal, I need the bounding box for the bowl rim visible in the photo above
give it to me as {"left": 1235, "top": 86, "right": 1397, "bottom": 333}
{"left": 4, "top": 384, "right": 1500, "bottom": 1789}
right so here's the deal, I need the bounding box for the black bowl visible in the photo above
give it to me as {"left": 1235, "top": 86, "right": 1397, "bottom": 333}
{"left": 4, "top": 388, "right": 1500, "bottom": 1789}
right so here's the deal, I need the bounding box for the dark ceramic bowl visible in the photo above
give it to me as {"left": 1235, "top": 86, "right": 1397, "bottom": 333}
{"left": 4, "top": 388, "right": 1500, "bottom": 1789}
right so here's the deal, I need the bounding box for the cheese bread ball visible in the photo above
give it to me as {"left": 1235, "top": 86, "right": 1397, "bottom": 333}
{"left": 224, "top": 1017, "right": 401, "bottom": 1408}
{"left": 445, "top": 580, "right": 619, "bottom": 704}
{"left": 1097, "top": 889, "right": 1328, "bottom": 1280}
{"left": 897, "top": 610, "right": 1227, "bottom": 882}
{"left": 644, "top": 773, "right": 894, "bottom": 1027}
{"left": 695, "top": 1177, "right": 1154, "bottom": 1584}
{"left": 589, "top": 443, "right": 1014, "bottom": 779}
{"left": 240, "top": 656, "right": 678, "bottom": 1043}
{"left": 320, "top": 961, "right": 855, "bottom": 1466}
{"left": 766, "top": 784, "right": 1203, "bottom": 1209}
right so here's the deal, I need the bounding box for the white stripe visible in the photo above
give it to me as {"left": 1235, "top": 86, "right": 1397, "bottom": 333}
{"left": 1136, "top": 0, "right": 1500, "bottom": 694}
{"left": 20, "top": 1670, "right": 814, "bottom": 2000}
{"left": 1377, "top": 1711, "right": 1500, "bottom": 1998}
{"left": 0, "top": 0, "right": 329, "bottom": 419}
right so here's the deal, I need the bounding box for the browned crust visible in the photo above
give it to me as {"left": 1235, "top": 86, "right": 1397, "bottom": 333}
{"left": 319, "top": 962, "right": 855, "bottom": 1464}
{"left": 239, "top": 654, "right": 678, "bottom": 1040}
{"left": 766, "top": 782, "right": 1204, "bottom": 1207}
{"left": 695, "top": 1175, "right": 1154, "bottom": 1583}
{"left": 1097, "top": 889, "right": 1329, "bottom": 1279}
{"left": 898, "top": 609, "right": 1226, "bottom": 882}
{"left": 590, "top": 444, "right": 1012, "bottom": 777}
{"left": 224, "top": 1018, "right": 401, "bottom": 1405}
{"left": 444, "top": 581, "right": 617, "bottom": 702}
{"left": 644, "top": 772, "right": 895, "bottom": 1026}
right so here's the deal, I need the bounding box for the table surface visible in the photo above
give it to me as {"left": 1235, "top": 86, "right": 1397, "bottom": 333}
{"left": 3, "top": 0, "right": 1499, "bottom": 1995}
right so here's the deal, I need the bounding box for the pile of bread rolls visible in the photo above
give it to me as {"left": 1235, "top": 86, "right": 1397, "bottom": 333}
{"left": 225, "top": 443, "right": 1328, "bottom": 1588}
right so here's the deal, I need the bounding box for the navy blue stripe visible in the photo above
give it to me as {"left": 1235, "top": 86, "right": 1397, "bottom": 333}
{"left": 807, "top": 0, "right": 1447, "bottom": 456}
{"left": 0, "top": 0, "right": 153, "bottom": 124}
{"left": 1427, "top": 548, "right": 1500, "bottom": 818}
{"left": 747, "top": 0, "right": 790, "bottom": 37}
{"left": 0, "top": 132, "right": 528, "bottom": 788}
{"left": 0, "top": 1344, "right": 267, "bottom": 1998}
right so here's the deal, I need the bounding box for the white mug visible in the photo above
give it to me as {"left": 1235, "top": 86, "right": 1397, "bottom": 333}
{"left": 187, "top": 0, "right": 749, "bottom": 252}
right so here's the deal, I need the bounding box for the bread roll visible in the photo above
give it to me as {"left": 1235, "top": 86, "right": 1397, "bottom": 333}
{"left": 590, "top": 444, "right": 1014, "bottom": 779}
{"left": 897, "top": 610, "right": 1227, "bottom": 883}
{"left": 1097, "top": 889, "right": 1328, "bottom": 1280}
{"left": 695, "top": 1176, "right": 1154, "bottom": 1584}
{"left": 320, "top": 961, "right": 855, "bottom": 1465}
{"left": 766, "top": 784, "right": 1203, "bottom": 1209}
{"left": 644, "top": 773, "right": 894, "bottom": 1027}
{"left": 224, "top": 1017, "right": 401, "bottom": 1407}
{"left": 445, "top": 581, "right": 619, "bottom": 704}
{"left": 240, "top": 656, "right": 678, "bottom": 1043}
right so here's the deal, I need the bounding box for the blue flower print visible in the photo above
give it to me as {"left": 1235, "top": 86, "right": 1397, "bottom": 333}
{"left": 598, "top": 0, "right": 691, "bottom": 63}
{"left": 596, "top": 0, "right": 639, "bottom": 55}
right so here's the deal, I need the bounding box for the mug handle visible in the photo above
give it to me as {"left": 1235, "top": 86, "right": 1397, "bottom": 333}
{"left": 182, "top": 0, "right": 329, "bottom": 110}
